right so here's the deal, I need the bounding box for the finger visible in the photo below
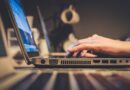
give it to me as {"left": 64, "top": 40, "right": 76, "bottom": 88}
{"left": 73, "top": 52, "right": 79, "bottom": 57}
{"left": 81, "top": 50, "right": 88, "bottom": 56}
{"left": 67, "top": 42, "right": 79, "bottom": 51}
{"left": 68, "top": 44, "right": 96, "bottom": 52}
{"left": 73, "top": 51, "right": 82, "bottom": 58}
{"left": 65, "top": 52, "right": 74, "bottom": 58}
{"left": 81, "top": 52, "right": 97, "bottom": 57}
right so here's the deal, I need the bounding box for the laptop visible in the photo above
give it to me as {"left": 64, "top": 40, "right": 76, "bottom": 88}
{"left": 6, "top": 0, "right": 130, "bottom": 68}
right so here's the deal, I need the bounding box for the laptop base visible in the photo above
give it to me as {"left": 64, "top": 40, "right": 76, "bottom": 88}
{"left": 34, "top": 64, "right": 130, "bottom": 68}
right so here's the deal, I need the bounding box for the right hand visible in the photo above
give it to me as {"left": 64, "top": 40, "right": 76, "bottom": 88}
{"left": 67, "top": 34, "right": 130, "bottom": 57}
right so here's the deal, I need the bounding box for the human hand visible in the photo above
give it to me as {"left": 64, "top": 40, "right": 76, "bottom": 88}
{"left": 67, "top": 34, "right": 130, "bottom": 57}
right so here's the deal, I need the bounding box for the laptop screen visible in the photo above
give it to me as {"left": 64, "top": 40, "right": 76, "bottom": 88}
{"left": 8, "top": 0, "right": 39, "bottom": 53}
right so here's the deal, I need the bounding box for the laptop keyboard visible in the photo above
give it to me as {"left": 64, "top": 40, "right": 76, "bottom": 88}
{"left": 28, "top": 73, "right": 52, "bottom": 90}
{"left": 53, "top": 73, "right": 70, "bottom": 90}
{"left": 74, "top": 73, "right": 95, "bottom": 90}
{"left": 90, "top": 73, "right": 118, "bottom": 90}
{"left": 2, "top": 71, "right": 130, "bottom": 90}
{"left": 9, "top": 72, "right": 37, "bottom": 90}
{"left": 106, "top": 74, "right": 130, "bottom": 90}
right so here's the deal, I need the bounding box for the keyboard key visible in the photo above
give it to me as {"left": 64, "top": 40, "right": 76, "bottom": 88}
{"left": 74, "top": 73, "right": 95, "bottom": 90}
{"left": 28, "top": 73, "right": 52, "bottom": 90}
{"left": 69, "top": 72, "right": 79, "bottom": 90}
{"left": 53, "top": 73, "right": 70, "bottom": 90}
{"left": 9, "top": 72, "right": 37, "bottom": 90}
{"left": 107, "top": 74, "right": 130, "bottom": 90}
{"left": 90, "top": 73, "right": 118, "bottom": 90}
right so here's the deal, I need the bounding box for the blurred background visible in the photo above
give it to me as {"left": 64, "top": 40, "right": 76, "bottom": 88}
{"left": 1, "top": 0, "right": 130, "bottom": 38}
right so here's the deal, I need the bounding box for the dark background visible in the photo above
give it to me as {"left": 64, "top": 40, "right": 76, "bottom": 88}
{"left": 1, "top": 0, "right": 130, "bottom": 40}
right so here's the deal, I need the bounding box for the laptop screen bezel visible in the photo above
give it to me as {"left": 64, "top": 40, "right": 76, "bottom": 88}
{"left": 5, "top": 0, "right": 40, "bottom": 60}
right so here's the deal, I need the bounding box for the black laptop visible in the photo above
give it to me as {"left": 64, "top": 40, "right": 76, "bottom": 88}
{"left": 6, "top": 0, "right": 130, "bottom": 68}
